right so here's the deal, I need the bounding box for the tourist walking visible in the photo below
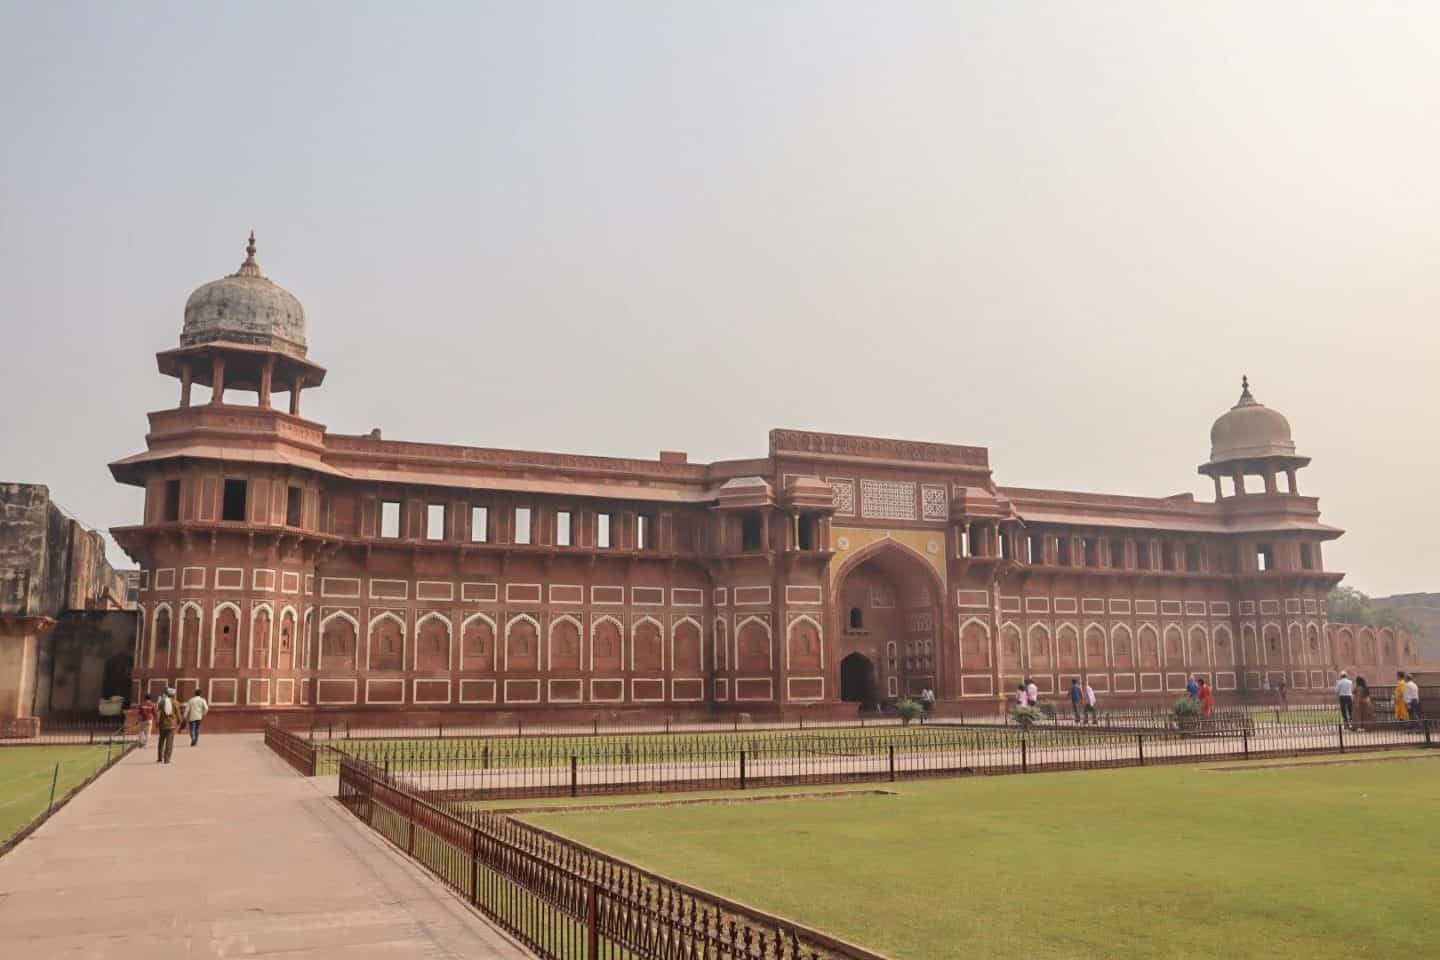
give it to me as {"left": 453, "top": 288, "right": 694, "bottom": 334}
{"left": 1354, "top": 677, "right": 1375, "bottom": 728}
{"left": 1403, "top": 674, "right": 1421, "bottom": 721}
{"left": 1198, "top": 677, "right": 1214, "bottom": 718}
{"left": 1335, "top": 672, "right": 1354, "bottom": 727}
{"left": 1083, "top": 680, "right": 1097, "bottom": 724}
{"left": 137, "top": 693, "right": 155, "bottom": 747}
{"left": 1069, "top": 678, "right": 1083, "bottom": 723}
{"left": 1394, "top": 672, "right": 1410, "bottom": 722}
{"left": 1186, "top": 674, "right": 1200, "bottom": 701}
{"left": 1277, "top": 675, "right": 1288, "bottom": 706}
{"left": 155, "top": 687, "right": 181, "bottom": 764}
{"left": 1016, "top": 683, "right": 1029, "bottom": 709}
{"left": 185, "top": 688, "right": 210, "bottom": 745}
{"left": 1026, "top": 678, "right": 1039, "bottom": 710}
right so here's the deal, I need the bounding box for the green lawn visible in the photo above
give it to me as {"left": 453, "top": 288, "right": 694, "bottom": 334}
{"left": 0, "top": 746, "right": 117, "bottom": 843}
{"left": 527, "top": 755, "right": 1439, "bottom": 960}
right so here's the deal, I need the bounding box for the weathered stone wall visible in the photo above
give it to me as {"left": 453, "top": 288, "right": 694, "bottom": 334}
{"left": 33, "top": 611, "right": 136, "bottom": 716}
{"left": 0, "top": 483, "right": 53, "bottom": 615}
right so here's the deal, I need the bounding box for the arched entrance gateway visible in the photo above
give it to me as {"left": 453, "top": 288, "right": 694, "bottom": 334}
{"left": 832, "top": 541, "right": 946, "bottom": 707}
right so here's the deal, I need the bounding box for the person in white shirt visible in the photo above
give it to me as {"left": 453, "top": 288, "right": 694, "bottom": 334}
{"left": 1335, "top": 672, "right": 1354, "bottom": 727}
{"left": 1026, "top": 679, "right": 1039, "bottom": 709}
{"left": 1403, "top": 675, "right": 1421, "bottom": 721}
{"left": 1083, "top": 681, "right": 1097, "bottom": 725}
{"left": 184, "top": 691, "right": 210, "bottom": 746}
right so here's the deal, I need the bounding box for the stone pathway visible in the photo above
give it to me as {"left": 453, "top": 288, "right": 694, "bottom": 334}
{"left": 0, "top": 734, "right": 530, "bottom": 958}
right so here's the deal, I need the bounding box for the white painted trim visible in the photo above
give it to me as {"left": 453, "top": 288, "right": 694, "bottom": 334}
{"left": 589, "top": 615, "right": 624, "bottom": 672}
{"left": 460, "top": 612, "right": 497, "bottom": 673}
{"left": 210, "top": 601, "right": 242, "bottom": 669}
{"left": 735, "top": 615, "right": 773, "bottom": 671}
{"left": 366, "top": 610, "right": 406, "bottom": 671}
{"left": 413, "top": 611, "right": 453, "bottom": 671}
{"left": 548, "top": 614, "right": 584, "bottom": 672}
{"left": 631, "top": 615, "right": 665, "bottom": 670}
{"left": 503, "top": 613, "right": 541, "bottom": 672}
{"left": 178, "top": 600, "right": 205, "bottom": 670}
{"left": 784, "top": 614, "right": 823, "bottom": 670}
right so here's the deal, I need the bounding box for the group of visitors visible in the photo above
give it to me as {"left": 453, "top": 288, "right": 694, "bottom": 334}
{"left": 1186, "top": 674, "right": 1216, "bottom": 717}
{"left": 136, "top": 688, "right": 210, "bottom": 763}
{"left": 1015, "top": 678, "right": 1040, "bottom": 709}
{"left": 1068, "top": 678, "right": 1098, "bottom": 723}
{"left": 1334, "top": 671, "right": 1421, "bottom": 730}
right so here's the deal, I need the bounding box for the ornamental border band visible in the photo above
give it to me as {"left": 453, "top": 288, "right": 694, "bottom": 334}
{"left": 111, "top": 236, "right": 1422, "bottom": 730}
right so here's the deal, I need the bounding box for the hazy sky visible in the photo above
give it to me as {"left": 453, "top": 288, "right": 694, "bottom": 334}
{"left": 2, "top": 2, "right": 1436, "bottom": 594}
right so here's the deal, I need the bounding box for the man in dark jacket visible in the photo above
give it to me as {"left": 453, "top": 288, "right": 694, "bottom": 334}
{"left": 155, "top": 687, "right": 181, "bottom": 764}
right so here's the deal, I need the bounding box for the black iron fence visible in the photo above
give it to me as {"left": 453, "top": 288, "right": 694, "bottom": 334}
{"left": 337, "top": 755, "right": 886, "bottom": 960}
{"left": 315, "top": 718, "right": 1435, "bottom": 803}
{"left": 264, "top": 725, "right": 317, "bottom": 776}
{"left": 0, "top": 719, "right": 130, "bottom": 746}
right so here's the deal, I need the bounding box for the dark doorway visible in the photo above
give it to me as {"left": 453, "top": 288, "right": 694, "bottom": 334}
{"left": 102, "top": 653, "right": 133, "bottom": 706}
{"left": 840, "top": 653, "right": 874, "bottom": 704}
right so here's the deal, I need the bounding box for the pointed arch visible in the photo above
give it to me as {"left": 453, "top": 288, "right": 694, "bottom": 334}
{"left": 1163, "top": 624, "right": 1184, "bottom": 665}
{"left": 1026, "top": 622, "right": 1052, "bottom": 671}
{"left": 1083, "top": 622, "right": 1107, "bottom": 667}
{"left": 1188, "top": 624, "right": 1210, "bottom": 666}
{"left": 504, "top": 613, "right": 540, "bottom": 672}
{"left": 276, "top": 605, "right": 299, "bottom": 671}
{"left": 959, "top": 616, "right": 991, "bottom": 671}
{"left": 999, "top": 621, "right": 1023, "bottom": 672}
{"left": 460, "top": 612, "right": 496, "bottom": 672}
{"left": 367, "top": 610, "right": 406, "bottom": 671}
{"left": 415, "top": 611, "right": 452, "bottom": 671}
{"left": 1137, "top": 623, "right": 1160, "bottom": 669}
{"left": 318, "top": 610, "right": 358, "bottom": 672}
{"left": 672, "top": 616, "right": 703, "bottom": 673}
{"left": 736, "top": 615, "right": 772, "bottom": 673}
{"left": 212, "top": 601, "right": 241, "bottom": 669}
{"left": 549, "top": 614, "right": 583, "bottom": 673}
{"left": 786, "top": 614, "right": 823, "bottom": 671}
{"left": 1055, "top": 622, "right": 1080, "bottom": 670}
{"left": 250, "top": 602, "right": 275, "bottom": 670}
{"left": 179, "top": 600, "right": 204, "bottom": 670}
{"left": 830, "top": 536, "right": 946, "bottom": 605}
{"left": 1212, "top": 624, "right": 1235, "bottom": 666}
{"left": 150, "top": 602, "right": 173, "bottom": 670}
{"left": 591, "top": 615, "right": 624, "bottom": 673}
{"left": 1110, "top": 623, "right": 1134, "bottom": 668}
{"left": 632, "top": 615, "right": 665, "bottom": 671}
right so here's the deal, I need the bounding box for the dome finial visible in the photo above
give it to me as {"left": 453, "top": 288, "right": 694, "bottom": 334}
{"left": 1238, "top": 374, "right": 1255, "bottom": 405}
{"left": 235, "top": 230, "right": 262, "bottom": 278}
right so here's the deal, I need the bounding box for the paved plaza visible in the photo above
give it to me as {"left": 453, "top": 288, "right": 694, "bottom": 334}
{"left": 0, "top": 735, "right": 527, "bottom": 959}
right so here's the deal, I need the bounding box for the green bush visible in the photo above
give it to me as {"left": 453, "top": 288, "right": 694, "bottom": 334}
{"left": 1012, "top": 706, "right": 1045, "bottom": 729}
{"left": 1173, "top": 698, "right": 1202, "bottom": 720}
{"left": 1036, "top": 702, "right": 1057, "bottom": 720}
{"left": 896, "top": 698, "right": 925, "bottom": 725}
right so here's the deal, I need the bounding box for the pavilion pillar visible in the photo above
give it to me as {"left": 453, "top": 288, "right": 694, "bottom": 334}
{"left": 1211, "top": 474, "right": 1223, "bottom": 501}
{"left": 1232, "top": 466, "right": 1245, "bottom": 495}
{"left": 179, "top": 362, "right": 193, "bottom": 408}
{"left": 210, "top": 355, "right": 226, "bottom": 405}
{"left": 289, "top": 377, "right": 303, "bottom": 416}
{"left": 259, "top": 357, "right": 275, "bottom": 409}
{"left": 1263, "top": 467, "right": 1277, "bottom": 495}
{"left": 1286, "top": 467, "right": 1298, "bottom": 494}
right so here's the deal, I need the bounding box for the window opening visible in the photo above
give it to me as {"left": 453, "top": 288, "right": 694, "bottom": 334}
{"left": 164, "top": 479, "right": 181, "bottom": 522}
{"left": 1184, "top": 543, "right": 1201, "bottom": 572}
{"left": 637, "top": 514, "right": 653, "bottom": 550}
{"left": 1028, "top": 533, "right": 1045, "bottom": 565}
{"left": 849, "top": 607, "right": 864, "bottom": 630}
{"left": 222, "top": 479, "right": 247, "bottom": 522}
{"left": 797, "top": 514, "right": 817, "bottom": 551}
{"left": 597, "top": 512, "right": 612, "bottom": 549}
{"left": 1110, "top": 539, "right": 1126, "bottom": 568}
{"left": 1056, "top": 537, "right": 1072, "bottom": 566}
{"left": 514, "top": 507, "right": 532, "bottom": 545}
{"left": 556, "top": 510, "right": 572, "bottom": 547}
{"left": 1256, "top": 543, "right": 1274, "bottom": 572}
{"left": 1299, "top": 543, "right": 1314, "bottom": 570}
{"left": 426, "top": 503, "right": 446, "bottom": 541}
{"left": 286, "top": 486, "right": 303, "bottom": 527}
{"left": 741, "top": 513, "right": 763, "bottom": 552}
{"left": 470, "top": 506, "right": 488, "bottom": 542}
{"left": 380, "top": 500, "right": 401, "bottom": 538}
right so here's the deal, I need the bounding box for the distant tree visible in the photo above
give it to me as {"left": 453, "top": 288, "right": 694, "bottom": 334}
{"left": 1326, "top": 587, "right": 1422, "bottom": 635}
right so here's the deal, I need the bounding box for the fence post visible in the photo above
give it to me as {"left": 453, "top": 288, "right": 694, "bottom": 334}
{"left": 471, "top": 827, "right": 482, "bottom": 907}
{"left": 1137, "top": 734, "right": 1144, "bottom": 767}
{"left": 739, "top": 750, "right": 746, "bottom": 790}
{"left": 587, "top": 881, "right": 600, "bottom": 959}
{"left": 1338, "top": 724, "right": 1345, "bottom": 754}
{"left": 665, "top": 716, "right": 670, "bottom": 735}
{"left": 570, "top": 755, "right": 578, "bottom": 797}
{"left": 346, "top": 720, "right": 351, "bottom": 739}
{"left": 439, "top": 722, "right": 444, "bottom": 739}
{"left": 1242, "top": 727, "right": 1249, "bottom": 761}
{"left": 49, "top": 762, "right": 60, "bottom": 811}
{"left": 1021, "top": 737, "right": 1028, "bottom": 774}
{"left": 888, "top": 744, "right": 895, "bottom": 782}
{"left": 1426, "top": 720, "right": 1433, "bottom": 747}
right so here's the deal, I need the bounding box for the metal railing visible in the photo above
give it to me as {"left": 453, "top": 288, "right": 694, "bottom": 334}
{"left": 263, "top": 725, "right": 317, "bottom": 776}
{"left": 313, "top": 718, "right": 1434, "bottom": 802}
{"left": 337, "top": 755, "right": 885, "bottom": 959}
{"left": 0, "top": 719, "right": 130, "bottom": 746}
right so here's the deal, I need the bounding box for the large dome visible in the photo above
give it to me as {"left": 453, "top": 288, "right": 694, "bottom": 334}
{"left": 1207, "top": 377, "right": 1296, "bottom": 464}
{"left": 181, "top": 233, "right": 307, "bottom": 357}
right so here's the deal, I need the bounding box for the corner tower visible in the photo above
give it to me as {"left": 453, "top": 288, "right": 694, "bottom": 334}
{"left": 110, "top": 235, "right": 334, "bottom": 711}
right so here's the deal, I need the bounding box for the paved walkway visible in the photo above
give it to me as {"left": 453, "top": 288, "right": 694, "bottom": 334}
{"left": 0, "top": 735, "right": 529, "bottom": 958}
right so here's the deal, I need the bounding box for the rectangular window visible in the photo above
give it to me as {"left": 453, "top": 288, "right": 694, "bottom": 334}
{"left": 163, "top": 479, "right": 181, "bottom": 522}
{"left": 1083, "top": 537, "right": 1099, "bottom": 567}
{"left": 1184, "top": 543, "right": 1201, "bottom": 572}
{"left": 514, "top": 507, "right": 532, "bottom": 545}
{"left": 597, "top": 512, "right": 612, "bottom": 549}
{"left": 1160, "top": 542, "right": 1176, "bottom": 571}
{"left": 286, "top": 486, "right": 303, "bottom": 527}
{"left": 1299, "top": 542, "right": 1314, "bottom": 570}
{"left": 1056, "top": 537, "right": 1072, "bottom": 566}
{"left": 1136, "top": 542, "right": 1153, "bottom": 570}
{"left": 1256, "top": 543, "right": 1274, "bottom": 572}
{"left": 1027, "top": 533, "right": 1045, "bottom": 565}
{"left": 1110, "top": 539, "right": 1126, "bottom": 569}
{"left": 741, "top": 513, "right": 763, "bottom": 552}
{"left": 470, "top": 505, "right": 488, "bottom": 543}
{"left": 426, "top": 503, "right": 446, "bottom": 541}
{"left": 999, "top": 530, "right": 1012, "bottom": 560}
{"left": 380, "top": 500, "right": 401, "bottom": 538}
{"left": 556, "top": 510, "right": 572, "bottom": 547}
{"left": 222, "top": 478, "right": 246, "bottom": 522}
{"left": 797, "top": 515, "right": 817, "bottom": 551}
{"left": 637, "top": 514, "right": 654, "bottom": 550}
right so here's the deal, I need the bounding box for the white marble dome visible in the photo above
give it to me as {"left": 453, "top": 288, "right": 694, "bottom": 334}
{"left": 181, "top": 233, "right": 307, "bottom": 356}
{"left": 1208, "top": 377, "right": 1296, "bottom": 464}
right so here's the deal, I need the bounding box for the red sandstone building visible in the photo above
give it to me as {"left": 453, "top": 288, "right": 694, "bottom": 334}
{"left": 112, "top": 238, "right": 1421, "bottom": 726}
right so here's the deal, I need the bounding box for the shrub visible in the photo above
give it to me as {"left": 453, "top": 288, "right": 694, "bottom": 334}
{"left": 1012, "top": 706, "right": 1045, "bottom": 730}
{"left": 1173, "top": 697, "right": 1202, "bottom": 720}
{"left": 1036, "top": 702, "right": 1057, "bottom": 720}
{"left": 896, "top": 698, "right": 925, "bottom": 725}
